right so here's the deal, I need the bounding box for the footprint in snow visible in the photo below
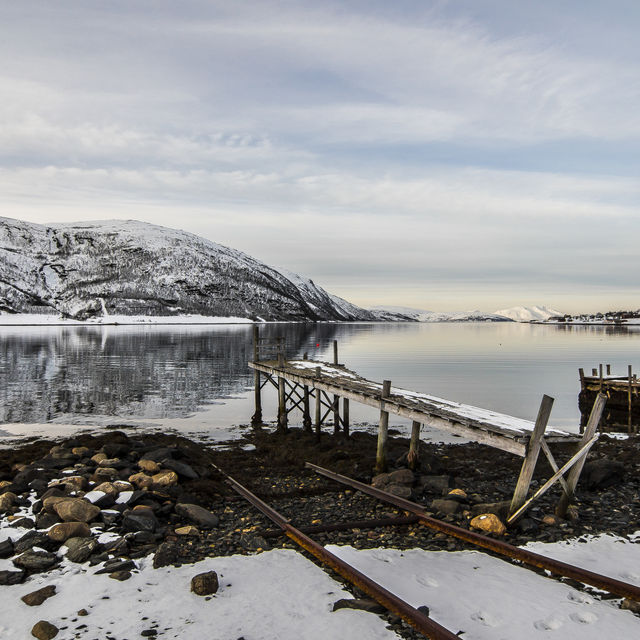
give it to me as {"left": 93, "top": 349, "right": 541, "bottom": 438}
{"left": 533, "top": 615, "right": 564, "bottom": 631}
{"left": 414, "top": 575, "right": 439, "bottom": 588}
{"left": 470, "top": 610, "right": 501, "bottom": 627}
{"left": 569, "top": 611, "right": 598, "bottom": 624}
{"left": 566, "top": 591, "right": 594, "bottom": 605}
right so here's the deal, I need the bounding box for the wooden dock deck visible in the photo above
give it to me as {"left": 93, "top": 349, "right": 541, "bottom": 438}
{"left": 248, "top": 331, "right": 606, "bottom": 525}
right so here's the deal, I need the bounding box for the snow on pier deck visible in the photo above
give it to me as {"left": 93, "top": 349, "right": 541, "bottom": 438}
{"left": 249, "top": 359, "right": 578, "bottom": 457}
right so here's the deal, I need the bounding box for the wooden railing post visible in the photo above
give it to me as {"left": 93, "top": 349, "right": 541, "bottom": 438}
{"left": 509, "top": 394, "right": 554, "bottom": 518}
{"left": 251, "top": 325, "right": 262, "bottom": 427}
{"left": 343, "top": 398, "right": 350, "bottom": 437}
{"left": 303, "top": 385, "right": 312, "bottom": 432}
{"left": 277, "top": 376, "right": 288, "bottom": 432}
{"left": 376, "top": 380, "right": 392, "bottom": 473}
{"left": 408, "top": 421, "right": 421, "bottom": 470}
{"left": 556, "top": 393, "right": 607, "bottom": 517}
{"left": 315, "top": 367, "right": 322, "bottom": 438}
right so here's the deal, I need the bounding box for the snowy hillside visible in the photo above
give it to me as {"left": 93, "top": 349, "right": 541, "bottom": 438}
{"left": 494, "top": 305, "right": 563, "bottom": 322}
{"left": 0, "top": 217, "right": 378, "bottom": 322}
{"left": 369, "top": 305, "right": 510, "bottom": 322}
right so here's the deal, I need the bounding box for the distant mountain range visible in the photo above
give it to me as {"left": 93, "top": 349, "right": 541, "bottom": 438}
{"left": 0, "top": 217, "right": 379, "bottom": 322}
{"left": 0, "top": 216, "right": 567, "bottom": 324}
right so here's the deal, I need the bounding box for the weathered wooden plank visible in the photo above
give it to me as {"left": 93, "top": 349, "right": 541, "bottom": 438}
{"left": 376, "top": 380, "right": 392, "bottom": 473}
{"left": 408, "top": 420, "right": 421, "bottom": 470}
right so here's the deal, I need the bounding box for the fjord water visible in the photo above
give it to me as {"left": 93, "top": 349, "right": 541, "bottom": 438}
{"left": 1, "top": 322, "right": 639, "bottom": 435}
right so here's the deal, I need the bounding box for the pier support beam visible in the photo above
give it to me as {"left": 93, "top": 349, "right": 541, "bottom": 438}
{"left": 315, "top": 367, "right": 322, "bottom": 438}
{"left": 343, "top": 398, "right": 350, "bottom": 437}
{"left": 408, "top": 421, "right": 421, "bottom": 470}
{"left": 333, "top": 395, "right": 340, "bottom": 435}
{"left": 376, "top": 380, "right": 392, "bottom": 473}
{"left": 251, "top": 325, "right": 262, "bottom": 427}
{"left": 277, "top": 375, "right": 288, "bottom": 432}
{"left": 509, "top": 395, "right": 554, "bottom": 517}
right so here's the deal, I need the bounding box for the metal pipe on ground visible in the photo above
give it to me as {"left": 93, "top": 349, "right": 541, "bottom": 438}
{"left": 306, "top": 462, "right": 640, "bottom": 603}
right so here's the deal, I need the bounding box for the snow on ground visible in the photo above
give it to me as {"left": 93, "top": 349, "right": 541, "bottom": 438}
{"left": 1, "top": 537, "right": 639, "bottom": 639}
{"left": 0, "top": 313, "right": 254, "bottom": 326}
{"left": 494, "top": 306, "right": 563, "bottom": 322}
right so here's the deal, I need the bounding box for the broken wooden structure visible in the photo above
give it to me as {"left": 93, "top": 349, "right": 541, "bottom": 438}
{"left": 579, "top": 364, "right": 639, "bottom": 433}
{"left": 249, "top": 328, "right": 606, "bottom": 524}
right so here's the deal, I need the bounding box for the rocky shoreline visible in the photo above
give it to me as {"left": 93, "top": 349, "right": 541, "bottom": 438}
{"left": 1, "top": 426, "right": 638, "bottom": 638}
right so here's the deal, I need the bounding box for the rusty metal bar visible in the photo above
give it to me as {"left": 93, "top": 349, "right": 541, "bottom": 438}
{"left": 306, "top": 462, "right": 640, "bottom": 602}
{"left": 214, "top": 464, "right": 459, "bottom": 640}
{"left": 261, "top": 515, "right": 420, "bottom": 538}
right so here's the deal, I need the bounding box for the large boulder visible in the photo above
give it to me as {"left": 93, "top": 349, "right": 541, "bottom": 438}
{"left": 191, "top": 571, "right": 219, "bottom": 596}
{"left": 53, "top": 498, "right": 101, "bottom": 523}
{"left": 580, "top": 459, "right": 625, "bottom": 490}
{"left": 48, "top": 522, "right": 91, "bottom": 542}
{"left": 175, "top": 503, "right": 219, "bottom": 529}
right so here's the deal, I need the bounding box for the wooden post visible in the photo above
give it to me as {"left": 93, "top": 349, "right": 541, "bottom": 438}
{"left": 606, "top": 364, "right": 611, "bottom": 376}
{"left": 333, "top": 340, "right": 338, "bottom": 365}
{"left": 556, "top": 393, "right": 607, "bottom": 517}
{"left": 315, "top": 367, "right": 322, "bottom": 438}
{"left": 578, "top": 368, "right": 585, "bottom": 391}
{"left": 375, "top": 380, "right": 392, "bottom": 473}
{"left": 628, "top": 365, "right": 633, "bottom": 434}
{"left": 251, "top": 325, "right": 262, "bottom": 427}
{"left": 509, "top": 394, "right": 554, "bottom": 517}
{"left": 408, "top": 421, "right": 421, "bottom": 470}
{"left": 333, "top": 395, "right": 340, "bottom": 435}
{"left": 599, "top": 364, "right": 603, "bottom": 390}
{"left": 277, "top": 376, "right": 288, "bottom": 432}
{"left": 592, "top": 368, "right": 597, "bottom": 376}
{"left": 343, "top": 398, "right": 350, "bottom": 437}
{"left": 303, "top": 352, "right": 308, "bottom": 360}
{"left": 303, "top": 385, "right": 312, "bottom": 432}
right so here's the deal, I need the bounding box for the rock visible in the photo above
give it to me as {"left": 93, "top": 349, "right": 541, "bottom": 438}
{"left": 95, "top": 559, "right": 136, "bottom": 575}
{"left": 91, "top": 453, "right": 108, "bottom": 464}
{"left": 13, "top": 550, "right": 59, "bottom": 572}
{"left": 175, "top": 525, "right": 199, "bottom": 536}
{"left": 387, "top": 469, "right": 414, "bottom": 485}
{"left": 191, "top": 570, "right": 219, "bottom": 596}
{"left": 161, "top": 458, "right": 199, "bottom": 480}
{"left": 417, "top": 605, "right": 430, "bottom": 616}
{"left": 10, "top": 517, "right": 35, "bottom": 529}
{"left": 138, "top": 459, "right": 161, "bottom": 473}
{"left": 385, "top": 484, "right": 412, "bottom": 498}
{"left": 109, "top": 570, "right": 132, "bottom": 581}
{"left": 420, "top": 475, "right": 454, "bottom": 493}
{"left": 98, "top": 457, "right": 121, "bottom": 468}
{"left": 446, "top": 488, "right": 468, "bottom": 502}
{"left": 122, "top": 512, "right": 157, "bottom": 533}
{"left": 50, "top": 475, "right": 86, "bottom": 491}
{"left": 53, "top": 498, "right": 101, "bottom": 523}
{"left": 113, "top": 480, "right": 134, "bottom": 492}
{"left": 93, "top": 482, "right": 119, "bottom": 497}
{"left": 77, "top": 609, "right": 88, "bottom": 616}
{"left": 102, "top": 443, "right": 130, "bottom": 458}
{"left": 92, "top": 467, "right": 119, "bottom": 481}
{"left": 175, "top": 503, "right": 219, "bottom": 529}
{"left": 542, "top": 514, "right": 561, "bottom": 526}
{"left": 470, "top": 501, "right": 511, "bottom": 521}
{"left": 621, "top": 598, "right": 640, "bottom": 614}
{"left": 431, "top": 499, "right": 461, "bottom": 515}
{"left": 21, "top": 585, "right": 57, "bottom": 606}
{"left": 470, "top": 513, "right": 506, "bottom": 536}
{"left": 0, "top": 538, "right": 14, "bottom": 558}
{"left": 153, "top": 540, "right": 179, "bottom": 568}
{"left": 371, "top": 473, "right": 390, "bottom": 488}
{"left": 565, "top": 505, "right": 580, "bottom": 521}
{"left": 516, "top": 518, "right": 538, "bottom": 534}
{"left": 0, "top": 480, "right": 13, "bottom": 490}
{"left": 333, "top": 598, "right": 385, "bottom": 613}
{"left": 581, "top": 459, "right": 625, "bottom": 490}
{"left": 31, "top": 620, "right": 59, "bottom": 640}
{"left": 129, "top": 472, "right": 154, "bottom": 489}
{"left": 42, "top": 496, "right": 69, "bottom": 514}
{"left": 48, "top": 521, "right": 91, "bottom": 542}
{"left": 65, "top": 537, "right": 98, "bottom": 563}
{"left": 15, "top": 531, "right": 57, "bottom": 554}
{"left": 35, "top": 512, "right": 60, "bottom": 530}
{"left": 151, "top": 470, "right": 178, "bottom": 487}
{"left": 0, "top": 491, "right": 17, "bottom": 512}
{"left": 71, "top": 447, "right": 90, "bottom": 456}
{"left": 0, "top": 569, "right": 26, "bottom": 585}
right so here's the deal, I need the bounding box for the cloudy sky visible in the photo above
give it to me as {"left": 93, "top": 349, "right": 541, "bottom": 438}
{"left": 1, "top": 1, "right": 639, "bottom": 313}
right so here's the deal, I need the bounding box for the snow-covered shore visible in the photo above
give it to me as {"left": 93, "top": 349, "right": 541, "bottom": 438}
{"left": 0, "top": 313, "right": 254, "bottom": 326}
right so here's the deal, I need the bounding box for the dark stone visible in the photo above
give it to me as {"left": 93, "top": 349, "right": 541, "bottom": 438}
{"left": 10, "top": 517, "right": 35, "bottom": 529}
{"left": 161, "top": 458, "right": 199, "bottom": 480}
{"left": 420, "top": 475, "right": 454, "bottom": 493}
{"left": 36, "top": 512, "right": 60, "bottom": 530}
{"left": 517, "top": 518, "right": 539, "bottom": 534}
{"left": 126, "top": 530, "right": 155, "bottom": 545}
{"left": 122, "top": 513, "right": 157, "bottom": 533}
{"left": 21, "top": 585, "right": 57, "bottom": 606}
{"left": 109, "top": 570, "right": 132, "bottom": 581}
{"left": 101, "top": 443, "right": 130, "bottom": 458}
{"left": 141, "top": 447, "right": 178, "bottom": 462}
{"left": 239, "top": 534, "right": 268, "bottom": 551}
{"left": 31, "top": 620, "right": 59, "bottom": 640}
{"left": 581, "top": 459, "right": 625, "bottom": 490}
{"left": 191, "top": 570, "right": 219, "bottom": 596}
{"left": 417, "top": 605, "right": 430, "bottom": 617}
{"left": 100, "top": 511, "right": 121, "bottom": 527}
{"left": 95, "top": 559, "right": 136, "bottom": 575}
{"left": 92, "top": 493, "right": 116, "bottom": 509}
{"left": 470, "top": 501, "right": 511, "bottom": 521}
{"left": 431, "top": 499, "right": 462, "bottom": 515}
{"left": 65, "top": 537, "right": 99, "bottom": 563}
{"left": 385, "top": 484, "right": 413, "bottom": 498}
{"left": 153, "top": 540, "right": 179, "bottom": 568}
{"left": 141, "top": 630, "right": 158, "bottom": 637}
{"left": 0, "top": 569, "right": 26, "bottom": 585}
{"left": 15, "top": 531, "right": 58, "bottom": 554}
{"left": 333, "top": 598, "right": 385, "bottom": 614}
{"left": 13, "top": 550, "right": 59, "bottom": 572}
{"left": 0, "top": 537, "right": 14, "bottom": 558}
{"left": 175, "top": 503, "right": 219, "bottom": 529}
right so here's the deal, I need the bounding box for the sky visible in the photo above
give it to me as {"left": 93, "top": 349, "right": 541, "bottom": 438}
{"left": 1, "top": 1, "right": 639, "bottom": 314}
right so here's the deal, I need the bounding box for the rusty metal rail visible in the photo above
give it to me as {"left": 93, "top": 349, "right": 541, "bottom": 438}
{"left": 211, "top": 463, "right": 459, "bottom": 640}
{"left": 306, "top": 462, "right": 640, "bottom": 603}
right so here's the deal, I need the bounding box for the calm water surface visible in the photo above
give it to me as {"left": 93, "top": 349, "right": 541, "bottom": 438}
{"left": 1, "top": 322, "right": 639, "bottom": 436}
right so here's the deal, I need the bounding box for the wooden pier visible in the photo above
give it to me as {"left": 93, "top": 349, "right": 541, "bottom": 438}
{"left": 249, "top": 329, "right": 606, "bottom": 524}
{"left": 579, "top": 364, "right": 639, "bottom": 432}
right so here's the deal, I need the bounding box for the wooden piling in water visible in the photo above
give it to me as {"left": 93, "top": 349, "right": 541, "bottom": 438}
{"left": 408, "top": 421, "right": 421, "bottom": 470}
{"left": 277, "top": 375, "right": 288, "bottom": 432}
{"left": 376, "top": 380, "right": 392, "bottom": 473}
{"left": 251, "top": 325, "right": 262, "bottom": 427}
{"left": 333, "top": 340, "right": 338, "bottom": 365}
{"left": 315, "top": 367, "right": 322, "bottom": 438}
{"left": 343, "top": 398, "right": 350, "bottom": 436}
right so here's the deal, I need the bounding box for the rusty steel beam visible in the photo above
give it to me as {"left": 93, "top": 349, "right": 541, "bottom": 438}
{"left": 261, "top": 514, "right": 420, "bottom": 538}
{"left": 213, "top": 464, "right": 460, "bottom": 640}
{"left": 306, "top": 462, "right": 640, "bottom": 603}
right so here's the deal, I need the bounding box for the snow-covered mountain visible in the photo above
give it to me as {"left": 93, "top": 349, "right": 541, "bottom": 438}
{"left": 369, "top": 305, "right": 510, "bottom": 322}
{"left": 493, "top": 305, "right": 563, "bottom": 322}
{"left": 0, "top": 217, "right": 379, "bottom": 322}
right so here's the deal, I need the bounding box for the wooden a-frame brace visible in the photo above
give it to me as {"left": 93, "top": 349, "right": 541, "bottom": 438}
{"left": 507, "top": 393, "right": 606, "bottom": 524}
